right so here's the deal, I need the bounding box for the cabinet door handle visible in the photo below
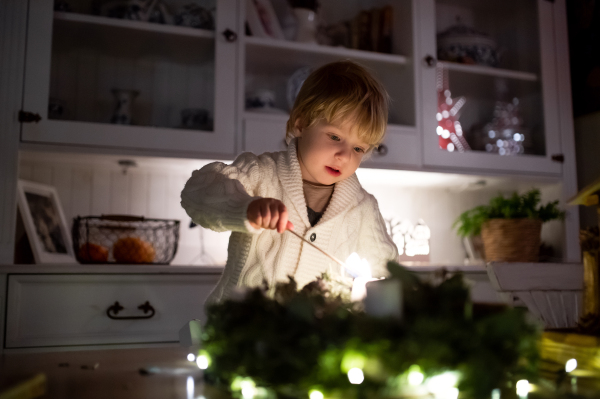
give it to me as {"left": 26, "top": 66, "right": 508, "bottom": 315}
{"left": 424, "top": 55, "right": 437, "bottom": 67}
{"left": 19, "top": 110, "right": 42, "bottom": 123}
{"left": 222, "top": 29, "right": 238, "bottom": 42}
{"left": 551, "top": 154, "right": 564, "bottom": 163}
{"left": 375, "top": 144, "right": 388, "bottom": 156}
{"left": 106, "top": 301, "right": 156, "bottom": 320}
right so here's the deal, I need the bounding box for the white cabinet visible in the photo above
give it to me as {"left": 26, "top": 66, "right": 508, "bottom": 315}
{"left": 20, "top": 0, "right": 573, "bottom": 176}
{"left": 21, "top": 0, "right": 238, "bottom": 158}
{"left": 238, "top": 0, "right": 571, "bottom": 176}
{"left": 4, "top": 270, "right": 221, "bottom": 350}
{"left": 417, "top": 0, "right": 564, "bottom": 176}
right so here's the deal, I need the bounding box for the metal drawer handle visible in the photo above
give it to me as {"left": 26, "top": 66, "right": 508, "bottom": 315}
{"left": 106, "top": 301, "right": 156, "bottom": 320}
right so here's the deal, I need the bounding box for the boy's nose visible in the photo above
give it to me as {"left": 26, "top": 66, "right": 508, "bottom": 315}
{"left": 335, "top": 144, "right": 352, "bottom": 160}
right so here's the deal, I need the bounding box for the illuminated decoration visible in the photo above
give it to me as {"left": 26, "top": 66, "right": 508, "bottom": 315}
{"left": 308, "top": 390, "right": 324, "bottom": 399}
{"left": 516, "top": 379, "right": 530, "bottom": 398}
{"left": 187, "top": 353, "right": 196, "bottom": 362}
{"left": 196, "top": 350, "right": 211, "bottom": 369}
{"left": 385, "top": 218, "right": 431, "bottom": 261}
{"left": 199, "top": 262, "right": 539, "bottom": 399}
{"left": 481, "top": 95, "right": 530, "bottom": 156}
{"left": 425, "top": 372, "right": 460, "bottom": 399}
{"left": 436, "top": 65, "right": 470, "bottom": 152}
{"left": 231, "top": 377, "right": 258, "bottom": 398}
{"left": 347, "top": 368, "right": 365, "bottom": 384}
{"left": 407, "top": 365, "right": 425, "bottom": 386}
{"left": 491, "top": 388, "right": 501, "bottom": 399}
{"left": 566, "top": 358, "right": 577, "bottom": 373}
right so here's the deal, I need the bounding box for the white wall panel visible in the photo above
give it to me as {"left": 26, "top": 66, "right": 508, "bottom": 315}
{"left": 91, "top": 168, "right": 111, "bottom": 215}
{"left": 110, "top": 171, "right": 129, "bottom": 215}
{"left": 128, "top": 169, "right": 148, "bottom": 217}
{"left": 71, "top": 167, "right": 93, "bottom": 218}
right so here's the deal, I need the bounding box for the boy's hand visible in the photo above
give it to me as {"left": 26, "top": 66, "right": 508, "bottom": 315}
{"left": 247, "top": 198, "right": 294, "bottom": 233}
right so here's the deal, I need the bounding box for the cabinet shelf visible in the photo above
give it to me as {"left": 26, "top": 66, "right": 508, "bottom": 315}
{"left": 54, "top": 11, "right": 215, "bottom": 40}
{"left": 438, "top": 61, "right": 538, "bottom": 81}
{"left": 245, "top": 36, "right": 408, "bottom": 72}
{"left": 243, "top": 110, "right": 415, "bottom": 132}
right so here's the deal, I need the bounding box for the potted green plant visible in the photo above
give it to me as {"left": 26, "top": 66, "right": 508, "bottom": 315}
{"left": 453, "top": 189, "right": 565, "bottom": 262}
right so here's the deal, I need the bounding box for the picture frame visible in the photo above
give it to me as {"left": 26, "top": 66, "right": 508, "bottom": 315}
{"left": 247, "top": 0, "right": 285, "bottom": 40}
{"left": 16, "top": 180, "right": 76, "bottom": 264}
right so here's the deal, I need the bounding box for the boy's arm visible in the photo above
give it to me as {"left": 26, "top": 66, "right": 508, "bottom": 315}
{"left": 358, "top": 195, "right": 399, "bottom": 278}
{"left": 180, "top": 152, "right": 266, "bottom": 233}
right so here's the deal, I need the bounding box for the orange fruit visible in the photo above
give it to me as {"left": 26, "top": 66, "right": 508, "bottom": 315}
{"left": 112, "top": 237, "right": 156, "bottom": 264}
{"left": 78, "top": 243, "right": 109, "bottom": 263}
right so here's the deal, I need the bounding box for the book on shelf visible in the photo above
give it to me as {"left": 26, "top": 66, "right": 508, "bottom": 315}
{"left": 247, "top": 0, "right": 285, "bottom": 40}
{"left": 349, "top": 6, "right": 393, "bottom": 54}
{"left": 356, "top": 10, "right": 372, "bottom": 51}
{"left": 246, "top": 0, "right": 268, "bottom": 38}
{"left": 379, "top": 5, "right": 393, "bottom": 54}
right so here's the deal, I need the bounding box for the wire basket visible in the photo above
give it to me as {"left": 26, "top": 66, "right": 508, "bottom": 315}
{"left": 481, "top": 218, "right": 542, "bottom": 262}
{"left": 72, "top": 215, "right": 180, "bottom": 264}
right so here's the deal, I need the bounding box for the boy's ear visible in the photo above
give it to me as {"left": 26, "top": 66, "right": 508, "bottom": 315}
{"left": 293, "top": 118, "right": 303, "bottom": 137}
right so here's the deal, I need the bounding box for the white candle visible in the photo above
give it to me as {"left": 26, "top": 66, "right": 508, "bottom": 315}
{"left": 364, "top": 279, "right": 403, "bottom": 318}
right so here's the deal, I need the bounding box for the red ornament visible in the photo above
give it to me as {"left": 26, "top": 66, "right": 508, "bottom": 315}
{"left": 436, "top": 65, "right": 470, "bottom": 152}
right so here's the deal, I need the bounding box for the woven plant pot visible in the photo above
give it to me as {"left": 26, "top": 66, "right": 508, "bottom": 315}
{"left": 481, "top": 218, "right": 542, "bottom": 262}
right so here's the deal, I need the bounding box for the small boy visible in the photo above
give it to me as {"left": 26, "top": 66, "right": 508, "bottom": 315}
{"left": 181, "top": 61, "right": 398, "bottom": 303}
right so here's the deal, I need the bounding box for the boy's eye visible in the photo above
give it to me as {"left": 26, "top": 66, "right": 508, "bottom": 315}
{"left": 354, "top": 147, "right": 365, "bottom": 153}
{"left": 329, "top": 134, "right": 341, "bottom": 141}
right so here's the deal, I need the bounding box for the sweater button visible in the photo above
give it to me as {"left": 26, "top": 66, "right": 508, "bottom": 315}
{"left": 310, "top": 233, "right": 316, "bottom": 242}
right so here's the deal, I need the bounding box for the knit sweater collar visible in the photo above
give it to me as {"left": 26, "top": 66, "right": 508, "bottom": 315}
{"left": 278, "top": 138, "right": 361, "bottom": 229}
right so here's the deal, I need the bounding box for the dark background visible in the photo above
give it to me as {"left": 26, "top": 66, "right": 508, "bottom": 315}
{"left": 567, "top": 0, "right": 600, "bottom": 229}
{"left": 568, "top": 0, "right": 600, "bottom": 117}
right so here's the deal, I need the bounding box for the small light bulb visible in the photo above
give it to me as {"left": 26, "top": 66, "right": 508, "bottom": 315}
{"left": 348, "top": 368, "right": 364, "bottom": 384}
{"left": 566, "top": 358, "right": 577, "bottom": 373}
{"left": 516, "top": 379, "right": 530, "bottom": 397}
{"left": 196, "top": 355, "right": 209, "bottom": 369}
{"left": 309, "top": 389, "right": 324, "bottom": 399}
{"left": 187, "top": 353, "right": 196, "bottom": 362}
{"left": 408, "top": 370, "right": 424, "bottom": 385}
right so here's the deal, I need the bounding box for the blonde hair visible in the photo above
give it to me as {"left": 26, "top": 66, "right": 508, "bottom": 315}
{"left": 286, "top": 60, "right": 389, "bottom": 150}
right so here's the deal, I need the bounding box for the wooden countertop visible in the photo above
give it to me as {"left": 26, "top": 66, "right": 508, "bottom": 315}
{"left": 0, "top": 346, "right": 209, "bottom": 399}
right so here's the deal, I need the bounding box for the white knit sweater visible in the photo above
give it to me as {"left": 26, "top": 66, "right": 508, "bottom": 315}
{"left": 180, "top": 139, "right": 398, "bottom": 303}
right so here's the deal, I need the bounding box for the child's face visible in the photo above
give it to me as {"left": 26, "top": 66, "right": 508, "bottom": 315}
{"left": 295, "top": 117, "right": 369, "bottom": 185}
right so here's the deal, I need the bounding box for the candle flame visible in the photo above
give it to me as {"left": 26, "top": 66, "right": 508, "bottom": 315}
{"left": 345, "top": 253, "right": 377, "bottom": 302}
{"left": 344, "top": 252, "right": 372, "bottom": 279}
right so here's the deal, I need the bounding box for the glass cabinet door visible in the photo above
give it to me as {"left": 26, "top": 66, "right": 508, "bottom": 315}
{"left": 241, "top": 0, "right": 420, "bottom": 167}
{"left": 22, "top": 0, "right": 237, "bottom": 157}
{"left": 418, "top": 0, "right": 562, "bottom": 175}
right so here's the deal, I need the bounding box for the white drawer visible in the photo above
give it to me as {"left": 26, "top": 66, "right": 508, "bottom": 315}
{"left": 6, "top": 273, "right": 220, "bottom": 348}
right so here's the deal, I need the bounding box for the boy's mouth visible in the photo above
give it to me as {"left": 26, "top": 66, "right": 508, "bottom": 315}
{"left": 326, "top": 166, "right": 341, "bottom": 177}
